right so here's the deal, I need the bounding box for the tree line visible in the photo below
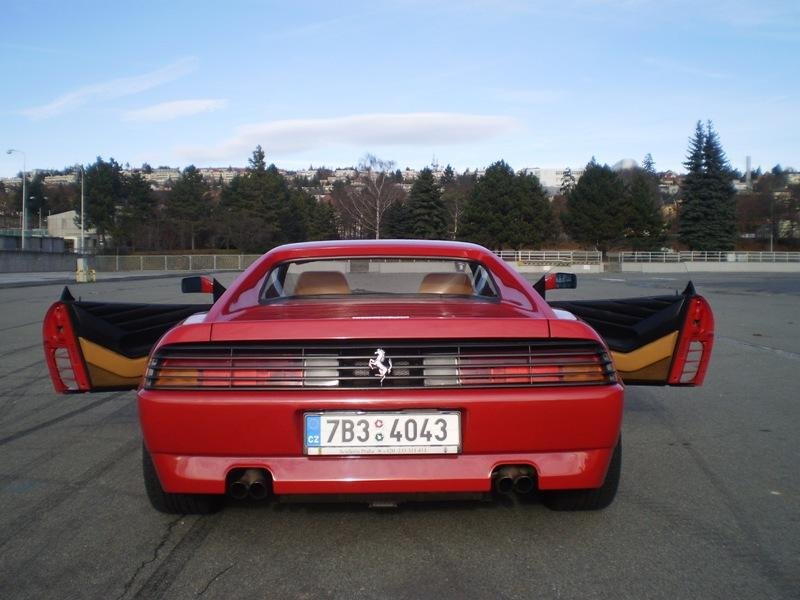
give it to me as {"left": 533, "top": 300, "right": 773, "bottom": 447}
{"left": 2, "top": 121, "right": 797, "bottom": 252}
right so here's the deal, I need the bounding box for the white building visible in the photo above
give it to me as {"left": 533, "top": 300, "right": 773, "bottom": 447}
{"left": 518, "top": 167, "right": 586, "bottom": 190}
{"left": 197, "top": 168, "right": 242, "bottom": 184}
{"left": 46, "top": 210, "right": 98, "bottom": 252}
{"left": 43, "top": 174, "right": 78, "bottom": 186}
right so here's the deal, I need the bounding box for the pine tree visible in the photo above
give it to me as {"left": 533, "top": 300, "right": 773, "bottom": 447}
{"left": 405, "top": 168, "right": 447, "bottom": 239}
{"left": 83, "top": 157, "right": 125, "bottom": 245}
{"left": 167, "top": 166, "right": 211, "bottom": 250}
{"left": 460, "top": 161, "right": 553, "bottom": 249}
{"left": 559, "top": 167, "right": 576, "bottom": 196}
{"left": 441, "top": 164, "right": 456, "bottom": 188}
{"left": 563, "top": 161, "right": 627, "bottom": 251}
{"left": 624, "top": 169, "right": 665, "bottom": 250}
{"left": 117, "top": 172, "right": 157, "bottom": 251}
{"left": 218, "top": 147, "right": 290, "bottom": 251}
{"left": 382, "top": 200, "right": 411, "bottom": 238}
{"left": 678, "top": 121, "right": 736, "bottom": 250}
{"left": 642, "top": 153, "right": 656, "bottom": 176}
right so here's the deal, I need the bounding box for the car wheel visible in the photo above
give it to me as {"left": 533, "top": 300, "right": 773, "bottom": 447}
{"left": 542, "top": 437, "right": 621, "bottom": 511}
{"left": 142, "top": 443, "right": 223, "bottom": 514}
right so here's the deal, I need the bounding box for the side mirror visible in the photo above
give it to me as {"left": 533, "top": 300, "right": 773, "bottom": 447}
{"left": 547, "top": 272, "right": 577, "bottom": 290}
{"left": 533, "top": 272, "right": 577, "bottom": 297}
{"left": 181, "top": 276, "right": 226, "bottom": 302}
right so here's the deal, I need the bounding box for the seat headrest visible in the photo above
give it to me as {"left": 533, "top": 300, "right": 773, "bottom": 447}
{"left": 294, "top": 271, "right": 350, "bottom": 296}
{"left": 418, "top": 272, "right": 474, "bottom": 295}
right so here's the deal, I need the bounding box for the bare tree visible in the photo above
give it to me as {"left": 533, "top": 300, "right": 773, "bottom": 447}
{"left": 442, "top": 170, "right": 476, "bottom": 240}
{"left": 335, "top": 154, "right": 404, "bottom": 239}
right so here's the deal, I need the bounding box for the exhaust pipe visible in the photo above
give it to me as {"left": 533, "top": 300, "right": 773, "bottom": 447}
{"left": 493, "top": 466, "right": 519, "bottom": 495}
{"left": 247, "top": 471, "right": 269, "bottom": 500}
{"left": 493, "top": 466, "right": 536, "bottom": 495}
{"left": 513, "top": 473, "right": 535, "bottom": 494}
{"left": 229, "top": 469, "right": 268, "bottom": 500}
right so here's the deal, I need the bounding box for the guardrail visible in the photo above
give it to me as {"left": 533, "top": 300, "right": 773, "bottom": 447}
{"left": 95, "top": 254, "right": 262, "bottom": 272}
{"left": 611, "top": 251, "right": 800, "bottom": 263}
{"left": 494, "top": 250, "right": 603, "bottom": 265}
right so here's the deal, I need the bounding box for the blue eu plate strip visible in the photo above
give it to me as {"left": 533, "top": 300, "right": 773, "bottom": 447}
{"left": 305, "top": 415, "right": 321, "bottom": 447}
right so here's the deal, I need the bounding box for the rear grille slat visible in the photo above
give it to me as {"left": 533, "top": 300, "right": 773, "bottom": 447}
{"left": 145, "top": 340, "right": 616, "bottom": 390}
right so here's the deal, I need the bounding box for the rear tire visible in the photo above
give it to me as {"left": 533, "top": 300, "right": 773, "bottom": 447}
{"left": 142, "top": 444, "right": 223, "bottom": 514}
{"left": 542, "top": 437, "right": 621, "bottom": 511}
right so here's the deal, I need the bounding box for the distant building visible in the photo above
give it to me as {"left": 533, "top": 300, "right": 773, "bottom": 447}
{"left": 1, "top": 177, "right": 22, "bottom": 187}
{"left": 47, "top": 210, "right": 98, "bottom": 253}
{"left": 141, "top": 168, "right": 181, "bottom": 188}
{"left": 43, "top": 174, "right": 78, "bottom": 186}
{"left": 518, "top": 167, "right": 586, "bottom": 192}
{"left": 197, "top": 168, "right": 242, "bottom": 184}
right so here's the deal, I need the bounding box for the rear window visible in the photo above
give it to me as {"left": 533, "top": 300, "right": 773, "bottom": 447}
{"left": 259, "top": 258, "right": 499, "bottom": 302}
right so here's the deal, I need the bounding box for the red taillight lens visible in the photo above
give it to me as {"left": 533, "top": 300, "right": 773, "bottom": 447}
{"left": 668, "top": 295, "right": 715, "bottom": 385}
{"left": 42, "top": 302, "right": 91, "bottom": 393}
{"left": 149, "top": 357, "right": 304, "bottom": 388}
{"left": 457, "top": 352, "right": 611, "bottom": 385}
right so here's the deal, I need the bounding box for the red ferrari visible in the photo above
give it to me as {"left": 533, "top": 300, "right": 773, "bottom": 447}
{"left": 42, "top": 240, "right": 714, "bottom": 513}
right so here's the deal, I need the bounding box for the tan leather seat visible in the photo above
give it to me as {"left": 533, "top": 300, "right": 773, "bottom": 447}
{"left": 294, "top": 271, "right": 350, "bottom": 296}
{"left": 418, "top": 273, "right": 474, "bottom": 295}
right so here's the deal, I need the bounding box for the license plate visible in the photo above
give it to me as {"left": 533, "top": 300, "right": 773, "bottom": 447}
{"left": 304, "top": 411, "right": 461, "bottom": 455}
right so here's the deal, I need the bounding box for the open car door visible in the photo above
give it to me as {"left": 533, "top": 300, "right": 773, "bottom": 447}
{"left": 42, "top": 287, "right": 211, "bottom": 393}
{"left": 548, "top": 282, "right": 714, "bottom": 386}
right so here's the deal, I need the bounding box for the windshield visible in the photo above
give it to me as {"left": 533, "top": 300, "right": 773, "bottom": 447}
{"left": 259, "top": 257, "right": 499, "bottom": 302}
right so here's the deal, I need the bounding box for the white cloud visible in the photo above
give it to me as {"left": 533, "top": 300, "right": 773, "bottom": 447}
{"left": 21, "top": 57, "right": 198, "bottom": 120}
{"left": 123, "top": 99, "right": 227, "bottom": 122}
{"left": 176, "top": 112, "right": 518, "bottom": 163}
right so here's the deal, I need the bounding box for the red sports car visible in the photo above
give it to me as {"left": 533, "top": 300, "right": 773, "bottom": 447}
{"left": 42, "top": 240, "right": 714, "bottom": 513}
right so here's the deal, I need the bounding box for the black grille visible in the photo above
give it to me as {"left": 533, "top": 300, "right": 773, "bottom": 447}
{"left": 145, "top": 340, "right": 616, "bottom": 390}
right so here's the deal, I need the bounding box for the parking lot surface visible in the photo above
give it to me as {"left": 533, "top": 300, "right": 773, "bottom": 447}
{"left": 0, "top": 272, "right": 797, "bottom": 599}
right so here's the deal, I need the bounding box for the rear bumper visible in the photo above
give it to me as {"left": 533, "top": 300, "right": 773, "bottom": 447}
{"left": 138, "top": 385, "right": 624, "bottom": 495}
{"left": 151, "top": 448, "right": 616, "bottom": 495}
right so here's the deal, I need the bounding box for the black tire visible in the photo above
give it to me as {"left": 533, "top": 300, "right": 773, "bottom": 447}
{"left": 542, "top": 437, "right": 621, "bottom": 511}
{"left": 142, "top": 444, "right": 223, "bottom": 514}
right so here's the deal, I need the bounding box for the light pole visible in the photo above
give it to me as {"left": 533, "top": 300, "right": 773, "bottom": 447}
{"left": 6, "top": 148, "right": 27, "bottom": 250}
{"left": 79, "top": 165, "right": 85, "bottom": 254}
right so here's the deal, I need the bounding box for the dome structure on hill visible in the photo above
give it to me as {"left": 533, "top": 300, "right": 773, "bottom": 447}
{"left": 612, "top": 158, "right": 638, "bottom": 171}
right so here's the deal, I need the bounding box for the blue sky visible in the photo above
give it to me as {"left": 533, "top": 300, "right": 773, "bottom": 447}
{"left": 1, "top": 0, "right": 797, "bottom": 177}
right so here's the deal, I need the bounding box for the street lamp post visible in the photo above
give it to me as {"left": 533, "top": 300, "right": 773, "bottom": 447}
{"left": 6, "top": 148, "right": 27, "bottom": 250}
{"left": 80, "top": 166, "right": 85, "bottom": 254}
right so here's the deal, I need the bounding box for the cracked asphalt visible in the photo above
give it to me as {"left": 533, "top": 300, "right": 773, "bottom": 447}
{"left": 0, "top": 272, "right": 798, "bottom": 599}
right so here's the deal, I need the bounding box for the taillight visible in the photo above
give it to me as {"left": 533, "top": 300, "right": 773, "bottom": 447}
{"left": 668, "top": 295, "right": 715, "bottom": 385}
{"left": 457, "top": 352, "right": 613, "bottom": 385}
{"left": 42, "top": 302, "right": 91, "bottom": 393}
{"left": 147, "top": 357, "right": 305, "bottom": 389}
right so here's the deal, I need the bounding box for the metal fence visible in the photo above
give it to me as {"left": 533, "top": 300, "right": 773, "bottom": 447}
{"left": 95, "top": 254, "right": 263, "bottom": 272}
{"left": 495, "top": 250, "right": 603, "bottom": 265}
{"left": 611, "top": 251, "right": 800, "bottom": 263}
{"left": 93, "top": 250, "right": 800, "bottom": 272}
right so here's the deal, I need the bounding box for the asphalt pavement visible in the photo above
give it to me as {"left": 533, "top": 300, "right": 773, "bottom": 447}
{"left": 0, "top": 272, "right": 797, "bottom": 599}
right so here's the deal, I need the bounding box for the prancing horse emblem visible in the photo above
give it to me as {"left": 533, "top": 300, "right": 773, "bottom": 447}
{"left": 368, "top": 349, "right": 393, "bottom": 385}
